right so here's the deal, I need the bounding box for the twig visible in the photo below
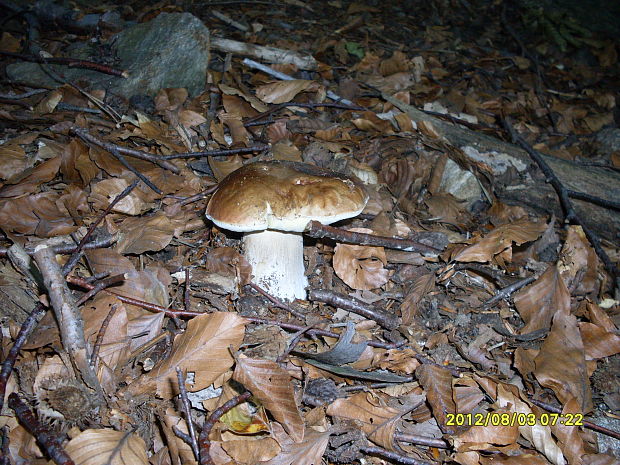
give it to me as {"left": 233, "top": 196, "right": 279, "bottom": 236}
{"left": 162, "top": 145, "right": 269, "bottom": 160}
{"left": 276, "top": 325, "right": 314, "bottom": 363}
{"left": 199, "top": 391, "right": 252, "bottom": 465}
{"left": 482, "top": 275, "right": 536, "bottom": 309}
{"left": 361, "top": 445, "right": 434, "bottom": 465}
{"left": 308, "top": 289, "right": 400, "bottom": 330}
{"left": 393, "top": 432, "right": 449, "bottom": 449}
{"left": 0, "top": 236, "right": 117, "bottom": 258}
{"left": 176, "top": 184, "right": 219, "bottom": 206}
{"left": 530, "top": 398, "right": 620, "bottom": 440}
{"left": 242, "top": 58, "right": 354, "bottom": 105}
{"left": 0, "top": 88, "right": 47, "bottom": 99}
{"left": 66, "top": 277, "right": 401, "bottom": 348}
{"left": 0, "top": 51, "right": 128, "bottom": 77}
{"left": 244, "top": 101, "right": 364, "bottom": 125}
{"left": 248, "top": 283, "right": 307, "bottom": 320}
{"left": 33, "top": 245, "right": 101, "bottom": 393}
{"left": 109, "top": 147, "right": 162, "bottom": 194}
{"left": 61, "top": 179, "right": 139, "bottom": 276}
{"left": 503, "top": 118, "right": 620, "bottom": 291}
{"left": 66, "top": 276, "right": 203, "bottom": 318}
{"left": 184, "top": 269, "right": 192, "bottom": 312}
{"left": 304, "top": 221, "right": 442, "bottom": 255}
{"left": 211, "top": 10, "right": 248, "bottom": 32}
{"left": 176, "top": 368, "right": 200, "bottom": 461}
{"left": 567, "top": 189, "right": 620, "bottom": 211}
{"left": 89, "top": 304, "right": 118, "bottom": 367}
{"left": 70, "top": 127, "right": 180, "bottom": 174}
{"left": 0, "top": 304, "right": 46, "bottom": 413}
{"left": 8, "top": 393, "right": 75, "bottom": 465}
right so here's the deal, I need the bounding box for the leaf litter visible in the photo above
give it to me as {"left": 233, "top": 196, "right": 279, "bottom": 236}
{"left": 0, "top": 1, "right": 619, "bottom": 465}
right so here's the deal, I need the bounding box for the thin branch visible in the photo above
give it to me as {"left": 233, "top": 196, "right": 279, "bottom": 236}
{"left": 361, "top": 445, "right": 434, "bottom": 465}
{"left": 0, "top": 304, "right": 46, "bottom": 412}
{"left": 0, "top": 51, "right": 128, "bottom": 77}
{"left": 393, "top": 432, "right": 449, "bottom": 449}
{"left": 567, "top": 189, "right": 620, "bottom": 211}
{"left": 33, "top": 245, "right": 102, "bottom": 393}
{"left": 89, "top": 304, "right": 118, "bottom": 367}
{"left": 276, "top": 325, "right": 314, "bottom": 363}
{"left": 66, "top": 277, "right": 402, "bottom": 348}
{"left": 8, "top": 393, "right": 75, "bottom": 465}
{"left": 176, "top": 368, "right": 200, "bottom": 461}
{"left": 162, "top": 145, "right": 269, "bottom": 160}
{"left": 0, "top": 236, "right": 116, "bottom": 258}
{"left": 107, "top": 146, "right": 162, "bottom": 194}
{"left": 482, "top": 275, "right": 536, "bottom": 309}
{"left": 308, "top": 289, "right": 400, "bottom": 330}
{"left": 530, "top": 398, "right": 620, "bottom": 440}
{"left": 248, "top": 283, "right": 307, "bottom": 320}
{"left": 304, "top": 221, "right": 442, "bottom": 255}
{"left": 70, "top": 127, "right": 180, "bottom": 174}
{"left": 503, "top": 118, "right": 619, "bottom": 290}
{"left": 176, "top": 184, "right": 219, "bottom": 206}
{"left": 199, "top": 391, "right": 252, "bottom": 465}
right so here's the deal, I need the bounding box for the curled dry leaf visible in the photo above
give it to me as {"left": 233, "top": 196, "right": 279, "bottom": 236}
{"left": 326, "top": 391, "right": 405, "bottom": 450}
{"left": 233, "top": 356, "right": 305, "bottom": 442}
{"left": 495, "top": 383, "right": 566, "bottom": 465}
{"left": 115, "top": 211, "right": 177, "bottom": 254}
{"left": 453, "top": 409, "right": 520, "bottom": 450}
{"left": 0, "top": 192, "right": 77, "bottom": 236}
{"left": 255, "top": 80, "right": 315, "bottom": 104}
{"left": 161, "top": 408, "right": 197, "bottom": 465}
{"left": 453, "top": 219, "right": 547, "bottom": 264}
{"left": 400, "top": 273, "right": 435, "bottom": 325}
{"left": 0, "top": 154, "right": 61, "bottom": 198}
{"left": 416, "top": 364, "right": 458, "bottom": 434}
{"left": 89, "top": 177, "right": 150, "bottom": 216}
{"left": 558, "top": 225, "right": 599, "bottom": 295}
{"left": 63, "top": 428, "right": 148, "bottom": 465}
{"left": 127, "top": 312, "right": 246, "bottom": 398}
{"left": 533, "top": 311, "right": 593, "bottom": 412}
{"left": 513, "top": 265, "right": 570, "bottom": 334}
{"left": 333, "top": 228, "right": 390, "bottom": 290}
{"left": 205, "top": 247, "right": 253, "bottom": 285}
{"left": 261, "top": 423, "right": 330, "bottom": 465}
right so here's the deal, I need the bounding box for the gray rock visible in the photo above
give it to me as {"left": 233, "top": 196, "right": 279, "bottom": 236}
{"left": 439, "top": 157, "right": 484, "bottom": 208}
{"left": 595, "top": 127, "right": 620, "bottom": 157}
{"left": 7, "top": 12, "right": 210, "bottom": 99}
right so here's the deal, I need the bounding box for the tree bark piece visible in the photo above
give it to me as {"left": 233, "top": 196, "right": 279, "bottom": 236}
{"left": 382, "top": 92, "right": 620, "bottom": 242}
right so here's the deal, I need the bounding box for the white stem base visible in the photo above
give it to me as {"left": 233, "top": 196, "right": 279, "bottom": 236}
{"left": 243, "top": 230, "right": 307, "bottom": 301}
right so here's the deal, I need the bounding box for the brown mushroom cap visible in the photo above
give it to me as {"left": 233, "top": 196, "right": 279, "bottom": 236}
{"left": 206, "top": 160, "right": 368, "bottom": 232}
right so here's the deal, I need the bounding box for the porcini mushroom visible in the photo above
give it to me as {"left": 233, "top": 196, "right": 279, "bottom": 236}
{"left": 205, "top": 160, "right": 368, "bottom": 301}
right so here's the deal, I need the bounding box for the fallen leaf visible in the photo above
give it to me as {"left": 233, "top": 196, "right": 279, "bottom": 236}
{"left": 533, "top": 312, "right": 593, "bottom": 412}
{"left": 416, "top": 364, "right": 457, "bottom": 434}
{"left": 513, "top": 265, "right": 570, "bottom": 334}
{"left": 333, "top": 228, "right": 390, "bottom": 290}
{"left": 127, "top": 312, "right": 246, "bottom": 398}
{"left": 261, "top": 423, "right": 329, "bottom": 465}
{"left": 63, "top": 429, "right": 148, "bottom": 465}
{"left": 233, "top": 356, "right": 305, "bottom": 442}
{"left": 255, "top": 80, "right": 314, "bottom": 104}
{"left": 115, "top": 211, "right": 177, "bottom": 254}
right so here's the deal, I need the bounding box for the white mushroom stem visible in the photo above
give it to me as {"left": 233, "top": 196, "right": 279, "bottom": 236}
{"left": 242, "top": 230, "right": 308, "bottom": 301}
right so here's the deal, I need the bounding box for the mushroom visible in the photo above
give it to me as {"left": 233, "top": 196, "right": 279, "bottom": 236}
{"left": 205, "top": 160, "right": 368, "bottom": 301}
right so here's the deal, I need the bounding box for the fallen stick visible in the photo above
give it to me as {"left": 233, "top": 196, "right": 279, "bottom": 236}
{"left": 212, "top": 37, "right": 317, "bottom": 70}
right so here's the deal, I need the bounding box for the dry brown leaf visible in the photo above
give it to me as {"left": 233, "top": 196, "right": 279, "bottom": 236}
{"left": 219, "top": 112, "right": 250, "bottom": 147}
{"left": 0, "top": 156, "right": 61, "bottom": 198}
{"left": 0, "top": 192, "right": 77, "bottom": 236}
{"left": 63, "top": 429, "right": 148, "bottom": 465}
{"left": 220, "top": 436, "right": 280, "bottom": 464}
{"left": 0, "top": 138, "right": 30, "bottom": 180}
{"left": 261, "top": 423, "right": 329, "bottom": 465}
{"left": 580, "top": 321, "right": 620, "bottom": 360}
{"left": 205, "top": 247, "right": 252, "bottom": 285}
{"left": 209, "top": 154, "right": 244, "bottom": 182}
{"left": 495, "top": 384, "right": 566, "bottom": 465}
{"left": 533, "top": 312, "right": 593, "bottom": 412}
{"left": 326, "top": 391, "right": 405, "bottom": 450}
{"left": 219, "top": 83, "right": 269, "bottom": 113}
{"left": 425, "top": 193, "right": 463, "bottom": 225}
{"left": 154, "top": 88, "right": 188, "bottom": 112}
{"left": 128, "top": 312, "right": 246, "bottom": 398}
{"left": 233, "top": 356, "right": 305, "bottom": 442}
{"left": 513, "top": 265, "right": 570, "bottom": 334}
{"left": 161, "top": 408, "right": 198, "bottom": 465}
{"left": 453, "top": 409, "right": 520, "bottom": 450}
{"left": 453, "top": 219, "right": 547, "bottom": 263}
{"left": 255, "top": 80, "right": 314, "bottom": 104}
{"left": 416, "top": 364, "right": 457, "bottom": 434}
{"left": 371, "top": 348, "right": 420, "bottom": 374}
{"left": 333, "top": 228, "right": 390, "bottom": 290}
{"left": 89, "top": 178, "right": 151, "bottom": 216}
{"left": 479, "top": 454, "right": 552, "bottom": 465}
{"left": 400, "top": 273, "right": 435, "bottom": 325}
{"left": 115, "top": 211, "right": 177, "bottom": 254}
{"left": 558, "top": 226, "right": 599, "bottom": 295}
{"left": 551, "top": 396, "right": 586, "bottom": 465}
